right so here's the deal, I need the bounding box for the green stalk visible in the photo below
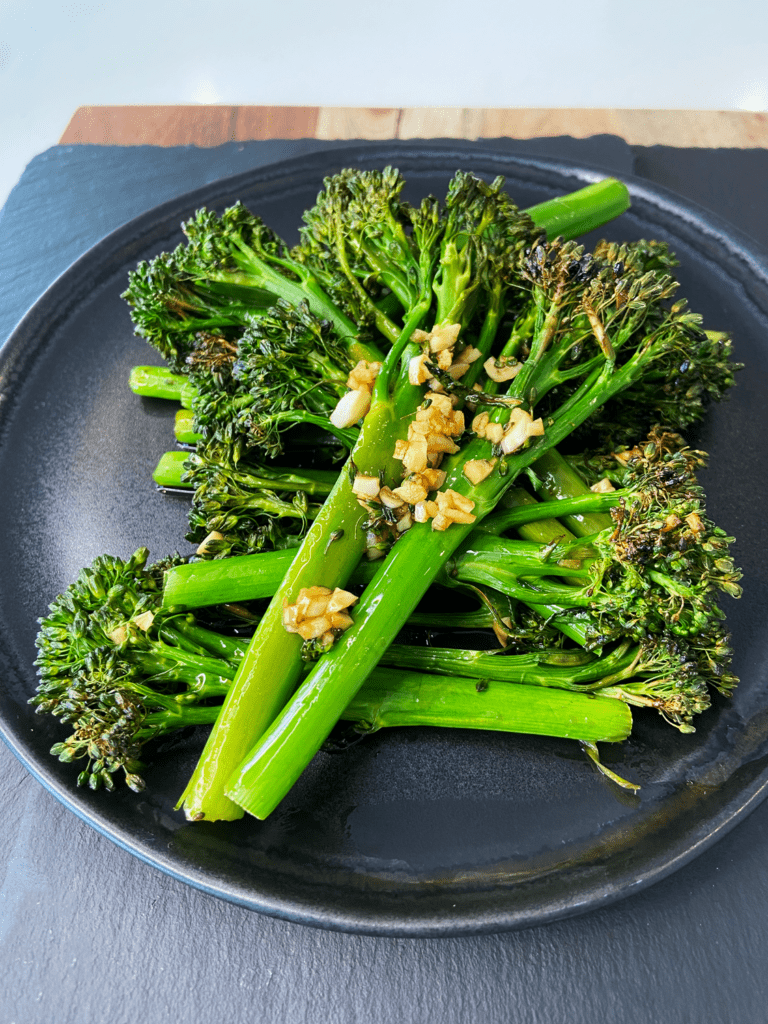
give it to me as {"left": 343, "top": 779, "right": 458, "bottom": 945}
{"left": 405, "top": 605, "right": 496, "bottom": 629}
{"left": 526, "top": 179, "right": 630, "bottom": 241}
{"left": 180, "top": 381, "right": 196, "bottom": 409}
{"left": 474, "top": 487, "right": 600, "bottom": 646}
{"left": 207, "top": 239, "right": 384, "bottom": 362}
{"left": 165, "top": 617, "right": 248, "bottom": 661}
{"left": 380, "top": 640, "right": 637, "bottom": 689}
{"left": 153, "top": 452, "right": 189, "bottom": 489}
{"left": 452, "top": 534, "right": 593, "bottom": 585}
{"left": 129, "top": 365, "right": 186, "bottom": 401}
{"left": 479, "top": 488, "right": 620, "bottom": 537}
{"left": 140, "top": 703, "right": 224, "bottom": 738}
{"left": 175, "top": 409, "right": 199, "bottom": 444}
{"left": 237, "top": 409, "right": 359, "bottom": 450}
{"left": 341, "top": 668, "right": 631, "bottom": 742}
{"left": 152, "top": 450, "right": 339, "bottom": 495}
{"left": 129, "top": 661, "right": 233, "bottom": 699}
{"left": 162, "top": 549, "right": 297, "bottom": 609}
{"left": 529, "top": 448, "right": 615, "bottom": 536}
{"left": 138, "top": 666, "right": 632, "bottom": 748}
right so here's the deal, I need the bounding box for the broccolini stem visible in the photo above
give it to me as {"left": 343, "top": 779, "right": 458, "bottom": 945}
{"left": 123, "top": 666, "right": 635, "bottom": 767}
{"left": 526, "top": 179, "right": 630, "bottom": 242}
{"left": 151, "top": 450, "right": 339, "bottom": 496}
{"left": 478, "top": 489, "right": 620, "bottom": 536}
{"left": 162, "top": 549, "right": 295, "bottom": 609}
{"left": 341, "top": 669, "right": 631, "bottom": 743}
{"left": 207, "top": 244, "right": 371, "bottom": 356}
{"left": 129, "top": 365, "right": 187, "bottom": 401}
{"left": 528, "top": 448, "right": 615, "bottom": 536}
{"left": 379, "top": 640, "right": 637, "bottom": 689}
{"left": 174, "top": 409, "right": 198, "bottom": 444}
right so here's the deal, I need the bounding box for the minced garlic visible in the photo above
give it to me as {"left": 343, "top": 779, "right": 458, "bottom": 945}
{"left": 329, "top": 360, "right": 382, "bottom": 429}
{"left": 329, "top": 388, "right": 371, "bottom": 429}
{"left": 394, "top": 394, "right": 465, "bottom": 476}
{"left": 483, "top": 356, "right": 523, "bottom": 383}
{"left": 463, "top": 458, "right": 496, "bottom": 485}
{"left": 346, "top": 360, "right": 382, "bottom": 392}
{"left": 431, "top": 489, "right": 477, "bottom": 531}
{"left": 590, "top": 477, "right": 616, "bottom": 493}
{"left": 499, "top": 408, "right": 545, "bottom": 455}
{"left": 408, "top": 323, "right": 478, "bottom": 392}
{"left": 351, "top": 474, "right": 381, "bottom": 501}
{"left": 354, "top": 323, "right": 485, "bottom": 540}
{"left": 283, "top": 585, "right": 358, "bottom": 645}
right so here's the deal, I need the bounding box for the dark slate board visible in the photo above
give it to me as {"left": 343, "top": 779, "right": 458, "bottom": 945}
{"left": 2, "top": 135, "right": 768, "bottom": 1023}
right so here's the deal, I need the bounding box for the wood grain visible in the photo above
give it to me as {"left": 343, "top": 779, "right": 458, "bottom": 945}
{"left": 60, "top": 105, "right": 319, "bottom": 146}
{"left": 233, "top": 106, "right": 319, "bottom": 140}
{"left": 315, "top": 107, "right": 401, "bottom": 140}
{"left": 59, "top": 105, "right": 768, "bottom": 149}
{"left": 60, "top": 105, "right": 239, "bottom": 147}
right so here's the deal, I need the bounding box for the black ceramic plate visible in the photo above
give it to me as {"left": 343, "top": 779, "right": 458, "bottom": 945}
{"left": 2, "top": 146, "right": 768, "bottom": 937}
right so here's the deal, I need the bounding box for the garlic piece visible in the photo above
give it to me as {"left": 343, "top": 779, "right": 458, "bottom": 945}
{"left": 446, "top": 361, "right": 471, "bottom": 379}
{"left": 408, "top": 353, "right": 433, "bottom": 386}
{"left": 437, "top": 348, "right": 454, "bottom": 371}
{"left": 378, "top": 486, "right": 405, "bottom": 509}
{"left": 426, "top": 433, "right": 460, "bottom": 455}
{"left": 132, "top": 611, "right": 155, "bottom": 633}
{"left": 396, "top": 510, "right": 413, "bottom": 532}
{"left": 283, "top": 585, "right": 357, "bottom": 645}
{"left": 457, "top": 345, "right": 482, "bottom": 364}
{"left": 346, "top": 360, "right": 382, "bottom": 392}
{"left": 330, "top": 387, "right": 371, "bottom": 429}
{"left": 431, "top": 488, "right": 477, "bottom": 529}
{"left": 402, "top": 436, "right": 428, "bottom": 474}
{"left": 484, "top": 356, "right": 523, "bottom": 383}
{"left": 413, "top": 501, "right": 431, "bottom": 524}
{"left": 500, "top": 408, "right": 544, "bottom": 455}
{"left": 429, "top": 323, "right": 461, "bottom": 352}
{"left": 418, "top": 468, "right": 446, "bottom": 490}
{"left": 472, "top": 412, "right": 490, "bottom": 436}
{"left": 485, "top": 423, "right": 505, "bottom": 445}
{"left": 297, "top": 616, "right": 332, "bottom": 641}
{"left": 327, "top": 588, "right": 358, "bottom": 614}
{"left": 463, "top": 458, "right": 496, "bottom": 485}
{"left": 393, "top": 480, "right": 429, "bottom": 505}
{"left": 351, "top": 474, "right": 381, "bottom": 501}
{"left": 296, "top": 585, "right": 333, "bottom": 619}
{"left": 590, "top": 477, "right": 616, "bottom": 493}
{"left": 426, "top": 393, "right": 454, "bottom": 417}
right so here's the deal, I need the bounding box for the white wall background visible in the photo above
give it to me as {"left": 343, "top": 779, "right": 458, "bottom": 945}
{"left": 1, "top": 0, "right": 767, "bottom": 207}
